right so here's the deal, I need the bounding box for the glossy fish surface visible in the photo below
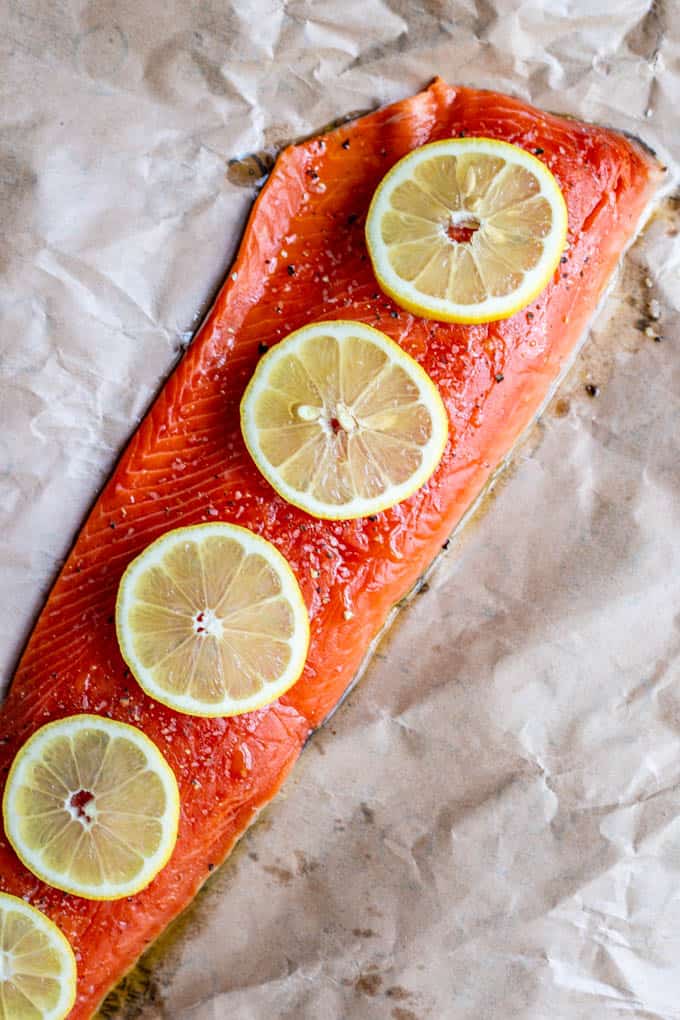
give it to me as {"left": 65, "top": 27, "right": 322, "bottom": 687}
{"left": 0, "top": 79, "right": 662, "bottom": 1016}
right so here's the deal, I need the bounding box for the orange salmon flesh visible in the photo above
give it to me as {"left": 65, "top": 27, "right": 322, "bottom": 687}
{"left": 0, "top": 79, "right": 662, "bottom": 1016}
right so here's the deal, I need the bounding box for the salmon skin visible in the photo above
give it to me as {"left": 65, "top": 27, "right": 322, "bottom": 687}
{"left": 0, "top": 79, "right": 662, "bottom": 1016}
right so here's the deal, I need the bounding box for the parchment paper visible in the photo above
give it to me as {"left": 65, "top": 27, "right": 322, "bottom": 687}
{"left": 2, "top": 2, "right": 680, "bottom": 1018}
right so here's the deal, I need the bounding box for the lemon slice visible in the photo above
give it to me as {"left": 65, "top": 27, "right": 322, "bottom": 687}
{"left": 3, "top": 715, "right": 180, "bottom": 901}
{"left": 116, "top": 523, "right": 310, "bottom": 717}
{"left": 240, "top": 320, "right": 448, "bottom": 520}
{"left": 0, "top": 893, "right": 76, "bottom": 1020}
{"left": 365, "top": 137, "right": 568, "bottom": 324}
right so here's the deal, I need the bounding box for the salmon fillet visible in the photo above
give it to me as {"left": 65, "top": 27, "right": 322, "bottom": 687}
{"left": 0, "top": 78, "right": 662, "bottom": 1017}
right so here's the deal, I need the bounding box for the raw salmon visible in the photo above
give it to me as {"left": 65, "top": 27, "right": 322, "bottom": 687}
{"left": 0, "top": 78, "right": 662, "bottom": 1016}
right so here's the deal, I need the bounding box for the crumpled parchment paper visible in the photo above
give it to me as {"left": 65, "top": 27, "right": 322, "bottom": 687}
{"left": 2, "top": 1, "right": 680, "bottom": 1018}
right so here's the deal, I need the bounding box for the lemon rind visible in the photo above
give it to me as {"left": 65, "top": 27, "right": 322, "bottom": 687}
{"left": 240, "top": 320, "right": 449, "bottom": 521}
{"left": 365, "top": 137, "right": 569, "bottom": 325}
{"left": 0, "top": 891, "right": 77, "bottom": 1020}
{"left": 3, "top": 714, "right": 180, "bottom": 902}
{"left": 115, "top": 523, "right": 310, "bottom": 719}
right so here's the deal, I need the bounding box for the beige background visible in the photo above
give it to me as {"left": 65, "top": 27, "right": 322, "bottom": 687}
{"left": 2, "top": 1, "right": 680, "bottom": 1018}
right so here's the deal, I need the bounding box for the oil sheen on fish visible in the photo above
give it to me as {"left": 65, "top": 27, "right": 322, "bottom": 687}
{"left": 0, "top": 79, "right": 662, "bottom": 1016}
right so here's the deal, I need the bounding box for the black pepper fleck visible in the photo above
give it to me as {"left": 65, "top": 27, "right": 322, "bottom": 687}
{"left": 390, "top": 310, "right": 398, "bottom": 319}
{"left": 287, "top": 265, "right": 296, "bottom": 276}
{"left": 560, "top": 256, "right": 567, "bottom": 264}
{"left": 258, "top": 342, "right": 269, "bottom": 353}
{"left": 368, "top": 515, "right": 378, "bottom": 522}
{"left": 534, "top": 147, "right": 544, "bottom": 155}
{"left": 342, "top": 139, "right": 350, "bottom": 150}
{"left": 585, "top": 383, "right": 599, "bottom": 397}
{"left": 495, "top": 372, "right": 504, "bottom": 382}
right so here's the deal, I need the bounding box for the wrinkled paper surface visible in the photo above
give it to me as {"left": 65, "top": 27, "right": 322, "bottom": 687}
{"left": 2, "top": 1, "right": 680, "bottom": 1017}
